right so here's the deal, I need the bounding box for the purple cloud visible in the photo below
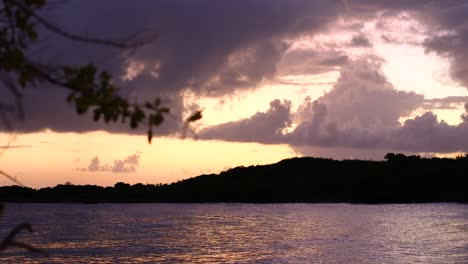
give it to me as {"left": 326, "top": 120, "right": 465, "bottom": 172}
{"left": 200, "top": 99, "right": 292, "bottom": 144}
{"left": 200, "top": 57, "right": 468, "bottom": 153}
{"left": 1, "top": 1, "right": 468, "bottom": 156}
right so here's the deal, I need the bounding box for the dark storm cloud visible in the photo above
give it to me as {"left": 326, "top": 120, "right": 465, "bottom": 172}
{"left": 420, "top": 2, "right": 468, "bottom": 88}
{"left": 1, "top": 0, "right": 346, "bottom": 133}
{"left": 2, "top": 0, "right": 468, "bottom": 155}
{"left": 344, "top": 0, "right": 433, "bottom": 13}
{"left": 424, "top": 30, "right": 468, "bottom": 88}
{"left": 198, "top": 0, "right": 468, "bottom": 153}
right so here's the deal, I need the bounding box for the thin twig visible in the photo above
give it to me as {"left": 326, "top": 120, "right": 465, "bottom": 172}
{"left": 1, "top": 223, "right": 32, "bottom": 246}
{"left": 0, "top": 223, "right": 49, "bottom": 257}
{"left": 0, "top": 170, "right": 25, "bottom": 187}
{"left": 7, "top": 242, "right": 49, "bottom": 256}
{"left": 11, "top": 0, "right": 157, "bottom": 49}
{"left": 0, "top": 133, "right": 16, "bottom": 159}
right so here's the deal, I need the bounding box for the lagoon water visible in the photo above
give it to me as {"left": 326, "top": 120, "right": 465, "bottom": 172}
{"left": 0, "top": 203, "right": 467, "bottom": 263}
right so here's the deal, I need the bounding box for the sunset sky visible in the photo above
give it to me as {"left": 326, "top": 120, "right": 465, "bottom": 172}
{"left": 1, "top": 0, "right": 468, "bottom": 188}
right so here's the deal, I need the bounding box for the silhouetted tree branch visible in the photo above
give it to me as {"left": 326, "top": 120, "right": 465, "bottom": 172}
{"left": 0, "top": 221, "right": 49, "bottom": 257}
{"left": 0, "top": 170, "right": 25, "bottom": 187}
{"left": 0, "top": 0, "right": 202, "bottom": 257}
{"left": 9, "top": 0, "right": 155, "bottom": 49}
{"left": 0, "top": 0, "right": 201, "bottom": 143}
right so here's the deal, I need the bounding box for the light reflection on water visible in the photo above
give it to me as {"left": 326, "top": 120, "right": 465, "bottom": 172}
{"left": 0, "top": 203, "right": 467, "bottom": 263}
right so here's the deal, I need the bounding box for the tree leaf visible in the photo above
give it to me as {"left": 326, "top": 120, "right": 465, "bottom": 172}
{"left": 187, "top": 111, "right": 202, "bottom": 123}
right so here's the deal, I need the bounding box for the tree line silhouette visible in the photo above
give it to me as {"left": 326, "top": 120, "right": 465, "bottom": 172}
{"left": 1, "top": 153, "right": 467, "bottom": 203}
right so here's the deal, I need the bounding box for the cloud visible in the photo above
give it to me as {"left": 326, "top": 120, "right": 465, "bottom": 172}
{"left": 288, "top": 57, "right": 468, "bottom": 153}
{"left": 200, "top": 57, "right": 424, "bottom": 147}
{"left": 1, "top": 1, "right": 468, "bottom": 156}
{"left": 193, "top": 1, "right": 468, "bottom": 154}
{"left": 422, "top": 96, "right": 468, "bottom": 110}
{"left": 425, "top": 31, "right": 468, "bottom": 88}
{"left": 78, "top": 152, "right": 142, "bottom": 174}
{"left": 200, "top": 99, "right": 292, "bottom": 144}
{"left": 421, "top": 2, "right": 468, "bottom": 89}
{"left": 278, "top": 48, "right": 349, "bottom": 75}
{"left": 463, "top": 102, "right": 468, "bottom": 122}
{"left": 87, "top": 156, "right": 101, "bottom": 172}
{"left": 288, "top": 57, "right": 424, "bottom": 147}
{"left": 200, "top": 57, "right": 468, "bottom": 153}
{"left": 292, "top": 108, "right": 468, "bottom": 153}
{"left": 390, "top": 112, "right": 468, "bottom": 153}
{"left": 348, "top": 34, "right": 373, "bottom": 47}
{"left": 296, "top": 57, "right": 424, "bottom": 128}
{"left": 111, "top": 152, "right": 141, "bottom": 173}
{"left": 5, "top": 0, "right": 441, "bottom": 134}
{"left": 1, "top": 0, "right": 345, "bottom": 134}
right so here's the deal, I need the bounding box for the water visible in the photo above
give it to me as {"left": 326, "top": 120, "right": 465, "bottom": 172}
{"left": 0, "top": 203, "right": 467, "bottom": 263}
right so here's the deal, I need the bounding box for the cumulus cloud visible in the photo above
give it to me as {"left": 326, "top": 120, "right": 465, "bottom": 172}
{"left": 78, "top": 152, "right": 142, "bottom": 174}
{"left": 111, "top": 152, "right": 141, "bottom": 173}
{"left": 292, "top": 108, "right": 468, "bottom": 153}
{"left": 87, "top": 156, "right": 101, "bottom": 172}
{"left": 316, "top": 57, "right": 423, "bottom": 129}
{"left": 288, "top": 56, "right": 468, "bottom": 153}
{"left": 288, "top": 57, "right": 424, "bottom": 148}
{"left": 390, "top": 112, "right": 468, "bottom": 152}
{"left": 201, "top": 56, "right": 468, "bottom": 153}
{"left": 200, "top": 99, "right": 292, "bottom": 143}
{"left": 201, "top": 57, "right": 422, "bottom": 146}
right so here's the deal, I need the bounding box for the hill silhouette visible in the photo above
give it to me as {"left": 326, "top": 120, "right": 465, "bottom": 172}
{"left": 1, "top": 153, "right": 467, "bottom": 203}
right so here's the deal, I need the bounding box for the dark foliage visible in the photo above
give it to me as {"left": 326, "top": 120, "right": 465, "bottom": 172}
{"left": 1, "top": 153, "right": 467, "bottom": 203}
{"left": 0, "top": 0, "right": 203, "bottom": 142}
{"left": 0, "top": 0, "right": 205, "bottom": 256}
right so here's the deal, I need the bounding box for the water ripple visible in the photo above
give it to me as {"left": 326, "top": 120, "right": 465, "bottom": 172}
{"left": 0, "top": 203, "right": 467, "bottom": 263}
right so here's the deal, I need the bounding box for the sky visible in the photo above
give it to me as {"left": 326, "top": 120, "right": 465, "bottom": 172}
{"left": 1, "top": 0, "right": 468, "bottom": 188}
